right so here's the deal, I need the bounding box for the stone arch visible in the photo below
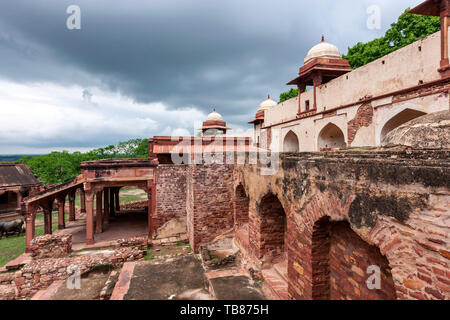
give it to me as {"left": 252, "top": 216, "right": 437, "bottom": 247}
{"left": 283, "top": 130, "right": 300, "bottom": 153}
{"left": 234, "top": 184, "right": 249, "bottom": 227}
{"left": 379, "top": 108, "right": 427, "bottom": 143}
{"left": 318, "top": 123, "right": 346, "bottom": 150}
{"left": 234, "top": 184, "right": 250, "bottom": 251}
{"left": 289, "top": 191, "right": 399, "bottom": 300}
{"left": 258, "top": 193, "right": 287, "bottom": 261}
{"left": 311, "top": 216, "right": 397, "bottom": 300}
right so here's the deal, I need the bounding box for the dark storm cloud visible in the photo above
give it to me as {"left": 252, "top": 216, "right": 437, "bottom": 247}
{"left": 0, "top": 0, "right": 422, "bottom": 151}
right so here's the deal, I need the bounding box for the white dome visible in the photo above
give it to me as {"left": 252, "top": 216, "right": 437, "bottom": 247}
{"left": 206, "top": 109, "right": 223, "bottom": 121}
{"left": 304, "top": 37, "right": 341, "bottom": 64}
{"left": 258, "top": 95, "right": 277, "bottom": 112}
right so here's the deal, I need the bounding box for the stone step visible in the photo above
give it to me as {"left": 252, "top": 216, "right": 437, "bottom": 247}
{"left": 273, "top": 260, "right": 288, "bottom": 284}
{"left": 262, "top": 268, "right": 289, "bottom": 300}
{"left": 205, "top": 270, "right": 265, "bottom": 300}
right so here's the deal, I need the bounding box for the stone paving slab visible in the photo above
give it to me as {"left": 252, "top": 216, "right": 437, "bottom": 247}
{"left": 31, "top": 280, "right": 64, "bottom": 300}
{"left": 123, "top": 254, "right": 207, "bottom": 300}
{"left": 110, "top": 262, "right": 135, "bottom": 300}
{"left": 208, "top": 275, "right": 266, "bottom": 300}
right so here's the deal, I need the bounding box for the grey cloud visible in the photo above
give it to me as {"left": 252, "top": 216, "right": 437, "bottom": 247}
{"left": 0, "top": 0, "right": 423, "bottom": 151}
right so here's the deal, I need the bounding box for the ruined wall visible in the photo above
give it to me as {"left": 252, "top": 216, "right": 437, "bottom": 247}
{"left": 234, "top": 184, "right": 249, "bottom": 226}
{"left": 155, "top": 165, "right": 187, "bottom": 227}
{"left": 235, "top": 148, "right": 450, "bottom": 300}
{"left": 329, "top": 220, "right": 397, "bottom": 300}
{"left": 186, "top": 164, "right": 234, "bottom": 252}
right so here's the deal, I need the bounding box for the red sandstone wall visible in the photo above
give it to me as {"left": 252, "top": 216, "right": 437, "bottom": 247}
{"left": 186, "top": 164, "right": 234, "bottom": 252}
{"left": 156, "top": 165, "right": 187, "bottom": 226}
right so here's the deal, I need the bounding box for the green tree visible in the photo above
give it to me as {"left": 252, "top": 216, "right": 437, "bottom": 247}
{"left": 343, "top": 9, "right": 441, "bottom": 69}
{"left": 17, "top": 138, "right": 149, "bottom": 185}
{"left": 279, "top": 88, "right": 298, "bottom": 103}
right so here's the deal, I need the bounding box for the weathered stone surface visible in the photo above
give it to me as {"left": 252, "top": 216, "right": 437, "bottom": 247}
{"left": 155, "top": 217, "right": 187, "bottom": 239}
{"left": 30, "top": 234, "right": 72, "bottom": 259}
{"left": 382, "top": 111, "right": 450, "bottom": 149}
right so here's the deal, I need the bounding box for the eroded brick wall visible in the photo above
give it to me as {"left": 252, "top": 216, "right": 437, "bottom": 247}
{"left": 329, "top": 221, "right": 396, "bottom": 300}
{"left": 234, "top": 184, "right": 249, "bottom": 226}
{"left": 186, "top": 164, "right": 234, "bottom": 252}
{"left": 347, "top": 103, "right": 373, "bottom": 146}
{"left": 235, "top": 148, "right": 450, "bottom": 300}
{"left": 156, "top": 165, "right": 187, "bottom": 226}
{"left": 259, "top": 194, "right": 286, "bottom": 258}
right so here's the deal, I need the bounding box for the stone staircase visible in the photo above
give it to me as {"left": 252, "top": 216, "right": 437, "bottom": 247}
{"left": 262, "top": 260, "right": 289, "bottom": 300}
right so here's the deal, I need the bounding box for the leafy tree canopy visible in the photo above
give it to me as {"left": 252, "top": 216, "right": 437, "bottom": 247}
{"left": 17, "top": 138, "right": 149, "bottom": 185}
{"left": 343, "top": 9, "right": 441, "bottom": 69}
{"left": 279, "top": 9, "right": 440, "bottom": 100}
{"left": 279, "top": 88, "right": 298, "bottom": 104}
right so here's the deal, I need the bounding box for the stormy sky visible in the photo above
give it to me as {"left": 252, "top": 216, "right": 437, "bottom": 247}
{"left": 0, "top": 0, "right": 423, "bottom": 154}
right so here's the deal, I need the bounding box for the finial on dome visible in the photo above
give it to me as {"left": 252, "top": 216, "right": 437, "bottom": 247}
{"left": 267, "top": 94, "right": 271, "bottom": 99}
{"left": 213, "top": 108, "right": 216, "bottom": 112}
{"left": 321, "top": 35, "right": 325, "bottom": 42}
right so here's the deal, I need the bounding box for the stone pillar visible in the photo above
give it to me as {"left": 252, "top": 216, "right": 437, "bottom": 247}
{"left": 312, "top": 72, "right": 322, "bottom": 110}
{"left": 57, "top": 197, "right": 65, "bottom": 230}
{"left": 80, "top": 189, "right": 86, "bottom": 213}
{"left": 43, "top": 202, "right": 53, "bottom": 235}
{"left": 114, "top": 188, "right": 120, "bottom": 212}
{"left": 148, "top": 182, "right": 157, "bottom": 239}
{"left": 96, "top": 191, "right": 103, "bottom": 234}
{"left": 16, "top": 190, "right": 23, "bottom": 212}
{"left": 69, "top": 191, "right": 76, "bottom": 222}
{"left": 25, "top": 206, "right": 36, "bottom": 253}
{"left": 103, "top": 188, "right": 110, "bottom": 224}
{"left": 85, "top": 192, "right": 95, "bottom": 245}
{"left": 109, "top": 188, "right": 115, "bottom": 217}
{"left": 439, "top": 1, "right": 450, "bottom": 77}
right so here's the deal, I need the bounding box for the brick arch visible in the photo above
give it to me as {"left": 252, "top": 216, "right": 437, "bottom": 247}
{"left": 256, "top": 193, "right": 288, "bottom": 261}
{"left": 311, "top": 216, "right": 397, "bottom": 300}
{"left": 234, "top": 184, "right": 249, "bottom": 227}
{"left": 288, "top": 190, "right": 398, "bottom": 300}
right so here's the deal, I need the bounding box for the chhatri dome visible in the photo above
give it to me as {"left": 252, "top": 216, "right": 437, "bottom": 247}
{"left": 206, "top": 109, "right": 224, "bottom": 121}
{"left": 304, "top": 36, "right": 342, "bottom": 64}
{"left": 201, "top": 108, "right": 231, "bottom": 136}
{"left": 258, "top": 95, "right": 277, "bottom": 112}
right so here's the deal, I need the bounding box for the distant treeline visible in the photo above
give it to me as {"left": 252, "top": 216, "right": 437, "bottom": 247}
{"left": 16, "top": 138, "right": 149, "bottom": 185}
{"left": 0, "top": 155, "right": 33, "bottom": 162}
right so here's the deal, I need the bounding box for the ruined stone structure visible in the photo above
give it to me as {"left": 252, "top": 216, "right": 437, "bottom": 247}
{"left": 20, "top": 0, "right": 450, "bottom": 300}
{"left": 0, "top": 163, "right": 40, "bottom": 220}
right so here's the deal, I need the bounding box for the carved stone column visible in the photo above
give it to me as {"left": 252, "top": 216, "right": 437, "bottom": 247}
{"left": 56, "top": 196, "right": 66, "bottom": 230}
{"left": 96, "top": 190, "right": 103, "bottom": 234}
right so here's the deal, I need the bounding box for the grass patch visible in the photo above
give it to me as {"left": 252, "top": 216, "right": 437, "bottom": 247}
{"left": 0, "top": 223, "right": 58, "bottom": 267}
